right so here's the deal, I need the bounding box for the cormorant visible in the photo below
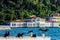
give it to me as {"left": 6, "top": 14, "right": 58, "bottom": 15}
{"left": 4, "top": 31, "right": 10, "bottom": 37}
{"left": 17, "top": 33, "right": 24, "bottom": 37}
{"left": 32, "top": 34, "right": 36, "bottom": 37}
{"left": 39, "top": 29, "right": 48, "bottom": 33}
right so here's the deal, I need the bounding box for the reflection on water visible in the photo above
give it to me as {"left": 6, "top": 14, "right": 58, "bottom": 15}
{"left": 0, "top": 27, "right": 60, "bottom": 40}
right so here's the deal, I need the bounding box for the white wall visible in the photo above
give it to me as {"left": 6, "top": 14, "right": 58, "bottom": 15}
{"left": 53, "top": 23, "right": 59, "bottom": 27}
{"left": 45, "top": 22, "right": 52, "bottom": 27}
{"left": 45, "top": 22, "right": 60, "bottom": 27}
{"left": 53, "top": 16, "right": 60, "bottom": 18}
{"left": 50, "top": 17, "right": 60, "bottom": 22}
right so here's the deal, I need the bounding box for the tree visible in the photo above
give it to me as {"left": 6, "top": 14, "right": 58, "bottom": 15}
{"left": 0, "top": 0, "right": 60, "bottom": 25}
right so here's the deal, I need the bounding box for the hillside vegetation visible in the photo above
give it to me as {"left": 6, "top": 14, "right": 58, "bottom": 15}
{"left": 0, "top": 0, "right": 60, "bottom": 24}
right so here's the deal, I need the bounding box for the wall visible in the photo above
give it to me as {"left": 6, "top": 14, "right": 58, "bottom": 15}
{"left": 0, "top": 37, "right": 51, "bottom": 40}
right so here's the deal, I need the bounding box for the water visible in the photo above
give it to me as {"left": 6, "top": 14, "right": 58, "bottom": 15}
{"left": 0, "top": 27, "right": 60, "bottom": 40}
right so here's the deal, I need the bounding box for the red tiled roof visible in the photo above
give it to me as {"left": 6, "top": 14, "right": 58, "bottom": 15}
{"left": 50, "top": 14, "right": 60, "bottom": 17}
{"left": 30, "top": 15, "right": 36, "bottom": 18}
{"left": 11, "top": 20, "right": 25, "bottom": 22}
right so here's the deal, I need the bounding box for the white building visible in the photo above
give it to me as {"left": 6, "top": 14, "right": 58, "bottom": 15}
{"left": 49, "top": 14, "right": 60, "bottom": 27}
{"left": 35, "top": 17, "right": 45, "bottom": 27}
{"left": 10, "top": 17, "right": 46, "bottom": 27}
{"left": 49, "top": 14, "right": 60, "bottom": 22}
{"left": 10, "top": 14, "right": 60, "bottom": 28}
{"left": 27, "top": 17, "right": 46, "bottom": 27}
{"left": 10, "top": 20, "right": 26, "bottom": 27}
{"left": 45, "top": 21, "right": 59, "bottom": 27}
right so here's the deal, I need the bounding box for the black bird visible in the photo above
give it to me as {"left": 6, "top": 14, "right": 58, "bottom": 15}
{"left": 28, "top": 31, "right": 33, "bottom": 33}
{"left": 39, "top": 29, "right": 48, "bottom": 33}
{"left": 4, "top": 32, "right": 10, "bottom": 37}
{"left": 32, "top": 34, "right": 36, "bottom": 37}
{"left": 17, "top": 33, "right": 24, "bottom": 37}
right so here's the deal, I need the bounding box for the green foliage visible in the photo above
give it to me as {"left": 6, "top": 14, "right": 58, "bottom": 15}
{"left": 0, "top": 0, "right": 60, "bottom": 24}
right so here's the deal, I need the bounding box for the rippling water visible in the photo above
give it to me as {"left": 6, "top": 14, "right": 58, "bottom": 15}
{"left": 0, "top": 27, "right": 60, "bottom": 40}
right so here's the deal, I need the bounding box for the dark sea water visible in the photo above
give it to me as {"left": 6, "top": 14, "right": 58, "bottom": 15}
{"left": 0, "top": 27, "right": 60, "bottom": 40}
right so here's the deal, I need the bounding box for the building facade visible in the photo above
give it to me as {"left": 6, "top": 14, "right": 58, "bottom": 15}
{"left": 10, "top": 14, "right": 60, "bottom": 27}
{"left": 49, "top": 14, "right": 60, "bottom": 27}
{"left": 10, "top": 17, "right": 46, "bottom": 27}
{"left": 49, "top": 14, "right": 60, "bottom": 22}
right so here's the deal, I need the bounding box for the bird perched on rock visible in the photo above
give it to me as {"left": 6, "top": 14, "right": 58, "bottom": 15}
{"left": 17, "top": 33, "right": 24, "bottom": 37}
{"left": 32, "top": 34, "right": 36, "bottom": 37}
{"left": 28, "top": 30, "right": 33, "bottom": 37}
{"left": 4, "top": 31, "right": 10, "bottom": 37}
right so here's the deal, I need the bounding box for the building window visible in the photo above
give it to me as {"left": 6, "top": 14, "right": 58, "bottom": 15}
{"left": 19, "top": 24, "right": 21, "bottom": 26}
{"left": 28, "top": 24, "right": 32, "bottom": 27}
{"left": 17, "top": 24, "right": 22, "bottom": 27}
{"left": 23, "top": 23, "right": 27, "bottom": 27}
{"left": 18, "top": 24, "right": 21, "bottom": 26}
{"left": 12, "top": 24, "right": 16, "bottom": 26}
{"left": 33, "top": 24, "right": 35, "bottom": 26}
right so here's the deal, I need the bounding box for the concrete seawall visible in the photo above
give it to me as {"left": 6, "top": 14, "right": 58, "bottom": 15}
{"left": 0, "top": 36, "right": 51, "bottom": 40}
{"left": 0, "top": 25, "right": 11, "bottom": 30}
